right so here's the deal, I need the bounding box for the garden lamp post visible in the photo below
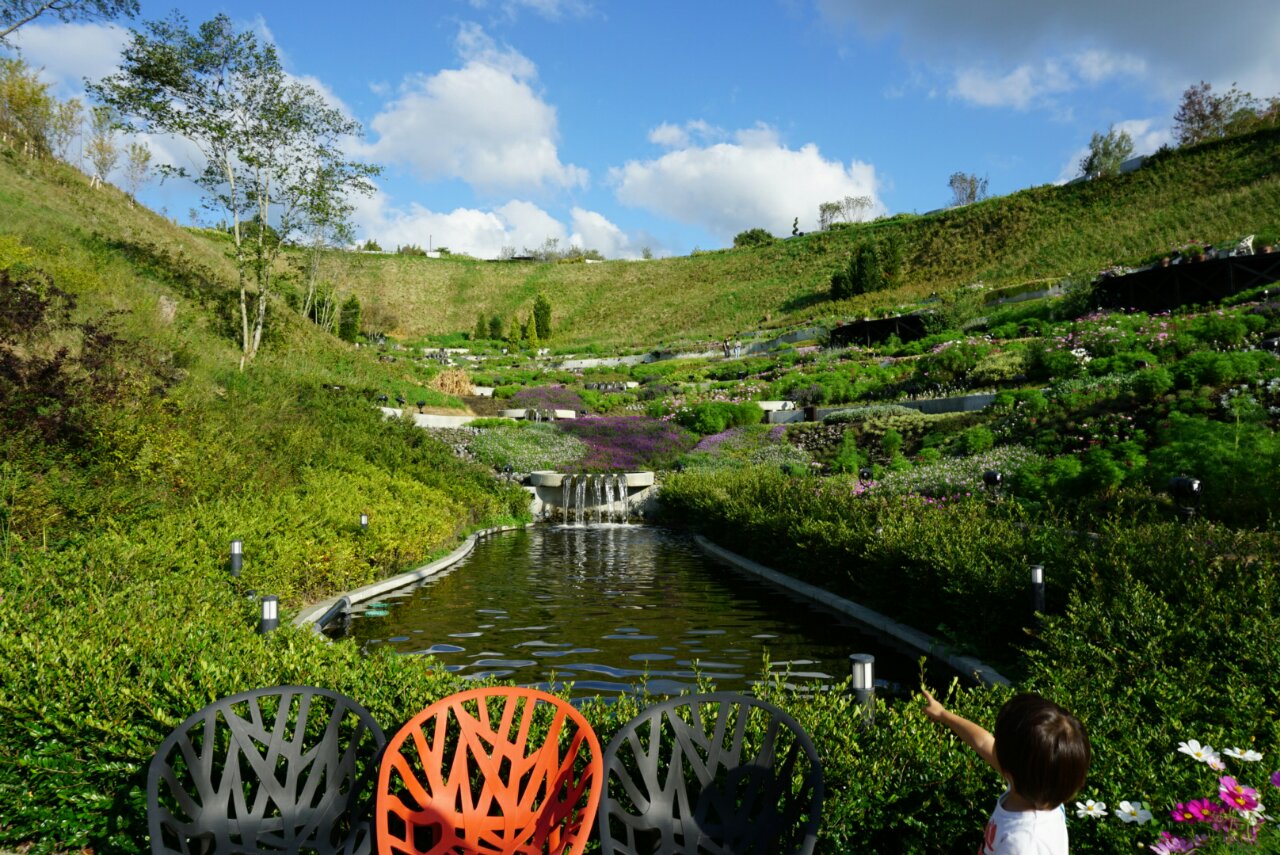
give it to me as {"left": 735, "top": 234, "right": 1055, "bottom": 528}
{"left": 858, "top": 467, "right": 873, "bottom": 484}
{"left": 258, "top": 595, "right": 279, "bottom": 635}
{"left": 229, "top": 540, "right": 243, "bottom": 577}
{"left": 1030, "top": 564, "right": 1045, "bottom": 620}
{"left": 983, "top": 470, "right": 1002, "bottom": 499}
{"left": 359, "top": 513, "right": 368, "bottom": 532}
{"left": 1169, "top": 475, "right": 1202, "bottom": 522}
{"left": 849, "top": 653, "right": 875, "bottom": 726}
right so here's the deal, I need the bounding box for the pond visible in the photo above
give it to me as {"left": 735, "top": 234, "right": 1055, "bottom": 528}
{"left": 337, "top": 525, "right": 937, "bottom": 698}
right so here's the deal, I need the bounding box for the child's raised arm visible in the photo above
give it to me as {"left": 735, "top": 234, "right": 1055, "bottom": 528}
{"left": 921, "top": 687, "right": 1000, "bottom": 775}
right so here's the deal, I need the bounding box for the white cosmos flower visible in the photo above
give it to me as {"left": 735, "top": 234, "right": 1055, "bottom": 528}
{"left": 1075, "top": 799, "right": 1107, "bottom": 819}
{"left": 1114, "top": 800, "right": 1153, "bottom": 824}
{"left": 1178, "top": 739, "right": 1221, "bottom": 765}
{"left": 1224, "top": 747, "right": 1264, "bottom": 762}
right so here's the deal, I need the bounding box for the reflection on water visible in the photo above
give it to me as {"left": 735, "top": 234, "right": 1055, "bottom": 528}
{"left": 340, "top": 525, "right": 927, "bottom": 697}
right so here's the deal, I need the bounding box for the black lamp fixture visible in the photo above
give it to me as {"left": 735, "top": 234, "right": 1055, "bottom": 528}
{"left": 1169, "top": 475, "right": 1203, "bottom": 522}
{"left": 416, "top": 399, "right": 427, "bottom": 413}
{"left": 982, "top": 470, "right": 1003, "bottom": 498}
{"left": 858, "top": 467, "right": 873, "bottom": 484}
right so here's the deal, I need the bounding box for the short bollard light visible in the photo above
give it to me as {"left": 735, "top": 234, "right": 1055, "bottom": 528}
{"left": 360, "top": 513, "right": 369, "bottom": 532}
{"left": 229, "top": 540, "right": 243, "bottom": 577}
{"left": 1169, "top": 475, "right": 1202, "bottom": 522}
{"left": 416, "top": 400, "right": 427, "bottom": 414}
{"left": 858, "top": 467, "right": 873, "bottom": 484}
{"left": 259, "top": 595, "right": 279, "bottom": 635}
{"left": 1030, "top": 564, "right": 1046, "bottom": 617}
{"left": 849, "top": 653, "right": 876, "bottom": 725}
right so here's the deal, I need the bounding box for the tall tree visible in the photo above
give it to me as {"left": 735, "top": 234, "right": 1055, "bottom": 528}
{"left": 533, "top": 292, "right": 552, "bottom": 341}
{"left": 948, "top": 172, "right": 989, "bottom": 207}
{"left": 122, "top": 138, "right": 150, "bottom": 198}
{"left": 84, "top": 104, "right": 117, "bottom": 188}
{"left": 90, "top": 13, "right": 378, "bottom": 369}
{"left": 0, "top": 56, "right": 54, "bottom": 155}
{"left": 1078, "top": 125, "right": 1134, "bottom": 180}
{"left": 48, "top": 96, "right": 82, "bottom": 162}
{"left": 1, "top": 0, "right": 139, "bottom": 44}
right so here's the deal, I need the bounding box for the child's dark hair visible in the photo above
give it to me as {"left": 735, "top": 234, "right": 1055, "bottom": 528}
{"left": 994, "top": 693, "right": 1091, "bottom": 808}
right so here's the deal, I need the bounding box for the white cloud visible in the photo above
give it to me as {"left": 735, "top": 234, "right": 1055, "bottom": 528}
{"left": 362, "top": 24, "right": 586, "bottom": 194}
{"left": 816, "top": 0, "right": 1280, "bottom": 101}
{"left": 351, "top": 188, "right": 653, "bottom": 260}
{"left": 610, "top": 123, "right": 882, "bottom": 241}
{"left": 465, "top": 0, "right": 596, "bottom": 21}
{"left": 5, "top": 21, "right": 129, "bottom": 96}
{"left": 950, "top": 62, "right": 1074, "bottom": 110}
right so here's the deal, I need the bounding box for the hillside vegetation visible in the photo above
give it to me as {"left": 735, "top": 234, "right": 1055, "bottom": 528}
{"left": 302, "top": 130, "right": 1280, "bottom": 349}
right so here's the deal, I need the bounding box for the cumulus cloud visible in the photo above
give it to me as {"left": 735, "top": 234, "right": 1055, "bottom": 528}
{"left": 817, "top": 0, "right": 1280, "bottom": 103}
{"left": 361, "top": 24, "right": 586, "bottom": 194}
{"left": 351, "top": 191, "right": 646, "bottom": 260}
{"left": 5, "top": 21, "right": 129, "bottom": 96}
{"left": 611, "top": 122, "right": 881, "bottom": 241}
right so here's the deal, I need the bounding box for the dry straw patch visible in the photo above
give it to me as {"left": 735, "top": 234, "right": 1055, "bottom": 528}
{"left": 430, "top": 369, "right": 474, "bottom": 397}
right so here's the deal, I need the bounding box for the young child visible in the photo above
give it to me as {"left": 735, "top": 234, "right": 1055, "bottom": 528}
{"left": 922, "top": 688, "right": 1091, "bottom": 854}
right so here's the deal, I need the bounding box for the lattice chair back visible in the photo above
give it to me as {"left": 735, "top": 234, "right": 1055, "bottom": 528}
{"left": 598, "top": 693, "right": 823, "bottom": 855}
{"left": 147, "top": 685, "right": 386, "bottom": 855}
{"left": 376, "top": 687, "right": 603, "bottom": 855}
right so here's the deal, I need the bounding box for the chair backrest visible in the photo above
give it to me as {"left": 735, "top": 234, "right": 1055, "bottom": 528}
{"left": 147, "top": 685, "right": 386, "bottom": 855}
{"left": 597, "top": 692, "right": 823, "bottom": 855}
{"left": 376, "top": 686, "right": 603, "bottom": 855}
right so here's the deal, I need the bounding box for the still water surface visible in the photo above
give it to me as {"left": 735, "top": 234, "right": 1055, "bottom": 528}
{"left": 341, "top": 525, "right": 925, "bottom": 697}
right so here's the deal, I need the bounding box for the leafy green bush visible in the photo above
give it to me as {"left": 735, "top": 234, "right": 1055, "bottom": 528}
{"left": 674, "top": 401, "right": 764, "bottom": 435}
{"left": 732, "top": 227, "right": 775, "bottom": 248}
{"left": 467, "top": 422, "right": 587, "bottom": 472}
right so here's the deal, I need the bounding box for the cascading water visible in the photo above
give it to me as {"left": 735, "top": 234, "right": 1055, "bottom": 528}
{"left": 556, "top": 473, "right": 632, "bottom": 525}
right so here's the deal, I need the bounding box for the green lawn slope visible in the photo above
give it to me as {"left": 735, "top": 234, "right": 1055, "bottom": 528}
{"left": 323, "top": 129, "right": 1280, "bottom": 350}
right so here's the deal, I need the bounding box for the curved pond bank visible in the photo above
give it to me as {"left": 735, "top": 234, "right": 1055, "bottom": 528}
{"left": 302, "top": 524, "right": 1007, "bottom": 697}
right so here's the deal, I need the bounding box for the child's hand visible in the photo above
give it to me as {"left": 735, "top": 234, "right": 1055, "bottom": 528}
{"left": 920, "top": 687, "right": 946, "bottom": 723}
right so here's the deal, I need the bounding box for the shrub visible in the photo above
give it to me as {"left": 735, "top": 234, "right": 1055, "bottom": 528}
{"left": 674, "top": 401, "right": 764, "bottom": 435}
{"left": 468, "top": 422, "right": 587, "bottom": 472}
{"left": 733, "top": 227, "right": 775, "bottom": 248}
{"left": 337, "top": 294, "right": 361, "bottom": 342}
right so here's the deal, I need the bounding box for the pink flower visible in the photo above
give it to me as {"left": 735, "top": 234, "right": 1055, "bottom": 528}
{"left": 1272, "top": 770, "right": 1280, "bottom": 789}
{"left": 1219, "top": 776, "right": 1260, "bottom": 812}
{"left": 1185, "top": 799, "right": 1218, "bottom": 822}
{"left": 1170, "top": 803, "right": 1198, "bottom": 823}
{"left": 1150, "top": 832, "right": 1196, "bottom": 854}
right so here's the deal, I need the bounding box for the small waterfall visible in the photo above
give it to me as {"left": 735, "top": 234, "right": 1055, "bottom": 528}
{"left": 603, "top": 475, "right": 616, "bottom": 523}
{"left": 550, "top": 472, "right": 635, "bottom": 525}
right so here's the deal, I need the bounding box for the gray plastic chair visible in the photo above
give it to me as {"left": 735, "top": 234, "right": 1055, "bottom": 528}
{"left": 598, "top": 692, "right": 823, "bottom": 855}
{"left": 147, "top": 685, "right": 386, "bottom": 855}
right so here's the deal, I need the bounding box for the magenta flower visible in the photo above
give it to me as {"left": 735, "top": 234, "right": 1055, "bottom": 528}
{"left": 1185, "top": 799, "right": 1218, "bottom": 822}
{"left": 1219, "top": 776, "right": 1260, "bottom": 812}
{"left": 1272, "top": 770, "right": 1280, "bottom": 789}
{"left": 1170, "top": 803, "right": 1198, "bottom": 823}
{"left": 1149, "top": 832, "right": 1196, "bottom": 854}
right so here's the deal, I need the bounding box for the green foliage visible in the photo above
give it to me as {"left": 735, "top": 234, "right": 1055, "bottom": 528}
{"left": 830, "top": 233, "right": 903, "bottom": 300}
{"left": 533, "top": 292, "right": 552, "bottom": 341}
{"left": 674, "top": 401, "right": 764, "bottom": 435}
{"left": 732, "top": 227, "right": 775, "bottom": 248}
{"left": 337, "top": 293, "right": 361, "bottom": 341}
{"left": 466, "top": 421, "right": 587, "bottom": 472}
{"left": 488, "top": 313, "right": 504, "bottom": 341}
{"left": 473, "top": 312, "right": 487, "bottom": 342}
{"left": 1079, "top": 125, "right": 1135, "bottom": 179}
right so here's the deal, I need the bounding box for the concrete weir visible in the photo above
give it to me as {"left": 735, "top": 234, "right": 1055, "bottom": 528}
{"left": 525, "top": 471, "right": 656, "bottom": 523}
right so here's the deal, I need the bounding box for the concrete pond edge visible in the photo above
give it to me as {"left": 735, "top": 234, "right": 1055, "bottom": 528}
{"left": 291, "top": 523, "right": 1010, "bottom": 688}
{"left": 693, "top": 536, "right": 1010, "bottom": 687}
{"left": 292, "top": 524, "right": 529, "bottom": 633}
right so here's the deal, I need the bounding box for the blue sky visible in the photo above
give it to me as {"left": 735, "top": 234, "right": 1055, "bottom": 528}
{"left": 7, "top": 0, "right": 1280, "bottom": 258}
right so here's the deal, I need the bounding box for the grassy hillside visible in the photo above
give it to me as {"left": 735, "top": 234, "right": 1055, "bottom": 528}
{"left": 323, "top": 129, "right": 1280, "bottom": 349}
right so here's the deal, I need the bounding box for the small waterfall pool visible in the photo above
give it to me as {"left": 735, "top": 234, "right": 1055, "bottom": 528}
{"left": 336, "top": 525, "right": 941, "bottom": 698}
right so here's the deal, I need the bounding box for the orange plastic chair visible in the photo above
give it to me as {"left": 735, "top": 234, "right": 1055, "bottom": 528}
{"left": 376, "top": 687, "right": 603, "bottom": 855}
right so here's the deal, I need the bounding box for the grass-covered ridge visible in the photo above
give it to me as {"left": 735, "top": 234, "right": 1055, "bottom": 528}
{"left": 303, "top": 129, "right": 1280, "bottom": 349}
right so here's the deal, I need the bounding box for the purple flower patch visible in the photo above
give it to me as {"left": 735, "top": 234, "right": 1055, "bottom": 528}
{"left": 510, "top": 384, "right": 587, "bottom": 413}
{"left": 557, "top": 416, "right": 697, "bottom": 472}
